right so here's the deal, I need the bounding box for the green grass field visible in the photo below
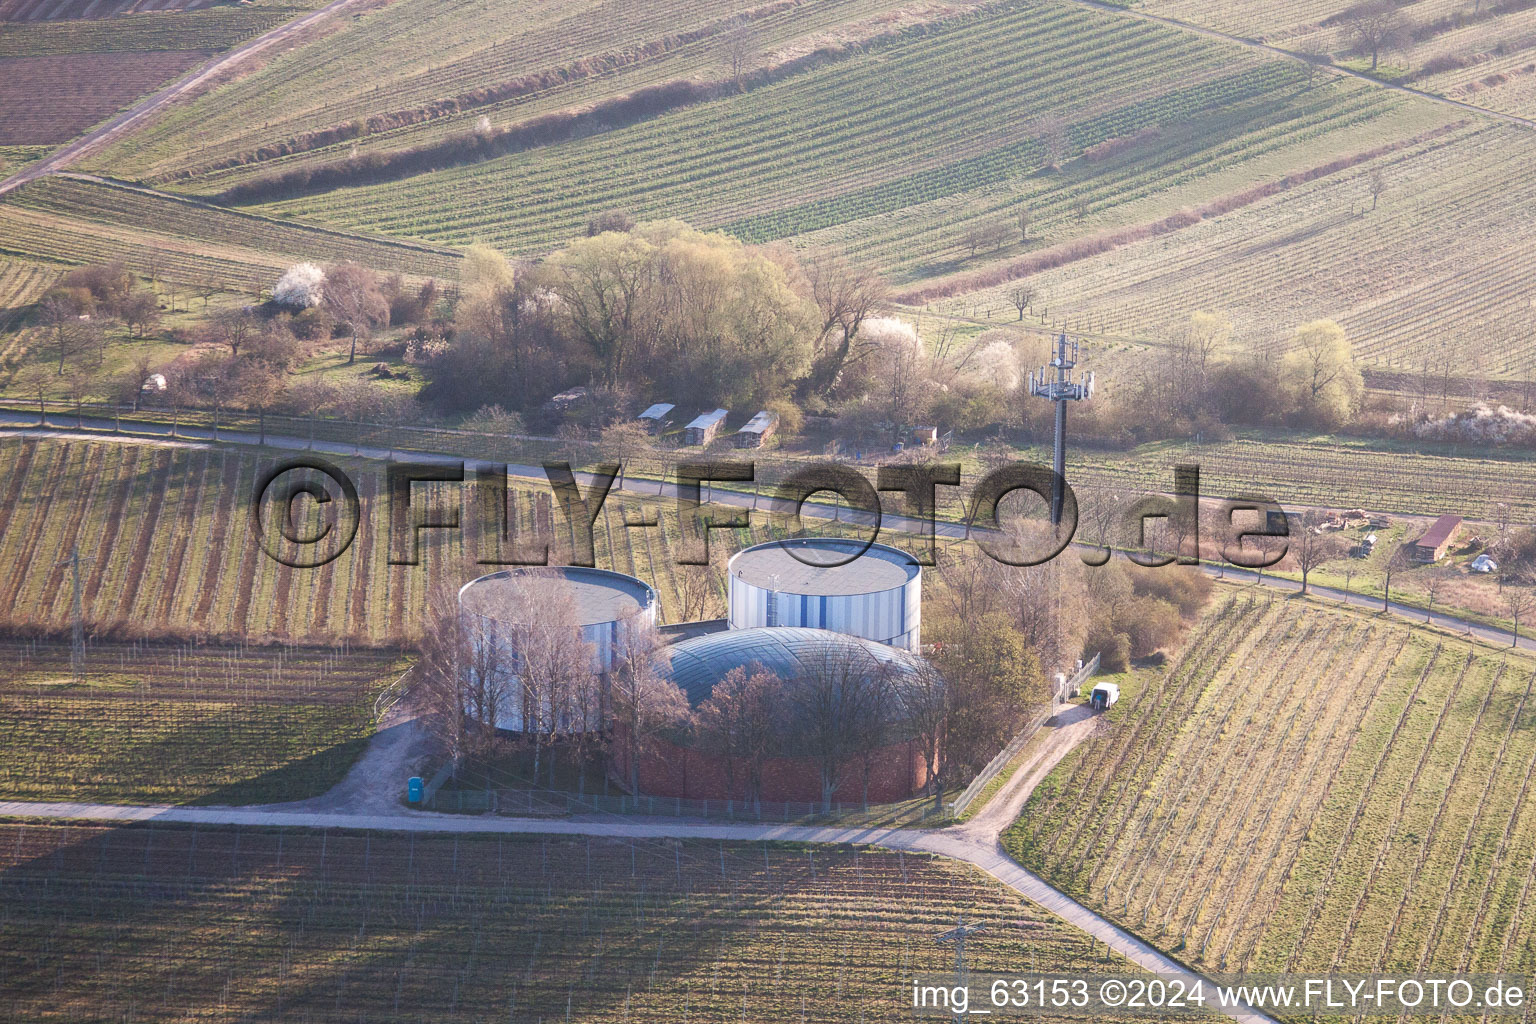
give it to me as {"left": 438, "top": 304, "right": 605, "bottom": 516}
{"left": 1009, "top": 593, "right": 1536, "bottom": 975}
{"left": 0, "top": 823, "right": 1149, "bottom": 1023}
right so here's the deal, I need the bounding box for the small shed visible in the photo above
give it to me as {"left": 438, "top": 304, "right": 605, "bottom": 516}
{"left": 684, "top": 408, "right": 729, "bottom": 446}
{"left": 734, "top": 409, "right": 779, "bottom": 448}
{"left": 1411, "top": 515, "right": 1463, "bottom": 563}
{"left": 911, "top": 425, "right": 938, "bottom": 445}
{"left": 637, "top": 402, "right": 674, "bottom": 434}
{"left": 141, "top": 373, "right": 167, "bottom": 393}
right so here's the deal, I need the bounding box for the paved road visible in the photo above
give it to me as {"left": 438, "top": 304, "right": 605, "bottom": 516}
{"left": 0, "top": 0, "right": 375, "bottom": 197}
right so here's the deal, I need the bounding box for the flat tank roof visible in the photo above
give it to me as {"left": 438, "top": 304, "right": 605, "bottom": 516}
{"left": 459, "top": 567, "right": 655, "bottom": 626}
{"left": 728, "top": 538, "right": 918, "bottom": 596}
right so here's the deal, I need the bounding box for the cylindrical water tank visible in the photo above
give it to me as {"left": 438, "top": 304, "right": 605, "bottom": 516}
{"left": 457, "top": 567, "right": 658, "bottom": 732}
{"left": 726, "top": 538, "right": 921, "bottom": 651}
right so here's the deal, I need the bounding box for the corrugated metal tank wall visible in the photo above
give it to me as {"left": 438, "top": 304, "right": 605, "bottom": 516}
{"left": 727, "top": 573, "right": 920, "bottom": 651}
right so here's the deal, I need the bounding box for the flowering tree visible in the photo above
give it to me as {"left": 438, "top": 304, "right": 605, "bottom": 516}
{"left": 272, "top": 263, "right": 325, "bottom": 309}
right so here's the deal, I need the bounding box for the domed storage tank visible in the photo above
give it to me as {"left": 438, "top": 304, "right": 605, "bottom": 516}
{"left": 726, "top": 538, "right": 921, "bottom": 651}
{"left": 457, "top": 567, "right": 658, "bottom": 733}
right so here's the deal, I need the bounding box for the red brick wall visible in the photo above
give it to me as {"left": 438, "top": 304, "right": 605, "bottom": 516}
{"left": 612, "top": 732, "right": 931, "bottom": 804}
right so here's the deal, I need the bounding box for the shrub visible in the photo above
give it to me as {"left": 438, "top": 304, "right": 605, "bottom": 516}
{"left": 1124, "top": 596, "right": 1182, "bottom": 658}
{"left": 1126, "top": 564, "right": 1213, "bottom": 617}
{"left": 290, "top": 305, "right": 334, "bottom": 340}
{"left": 1084, "top": 619, "right": 1132, "bottom": 673}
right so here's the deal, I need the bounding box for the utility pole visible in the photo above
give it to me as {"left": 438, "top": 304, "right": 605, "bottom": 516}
{"left": 935, "top": 918, "right": 986, "bottom": 1021}
{"left": 56, "top": 546, "right": 92, "bottom": 682}
{"left": 1028, "top": 333, "right": 1095, "bottom": 526}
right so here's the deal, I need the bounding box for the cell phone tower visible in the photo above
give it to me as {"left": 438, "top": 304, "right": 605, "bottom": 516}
{"left": 1028, "top": 333, "right": 1095, "bottom": 526}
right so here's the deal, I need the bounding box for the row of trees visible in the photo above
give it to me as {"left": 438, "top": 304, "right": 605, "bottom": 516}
{"left": 1117, "top": 314, "right": 1365, "bottom": 437}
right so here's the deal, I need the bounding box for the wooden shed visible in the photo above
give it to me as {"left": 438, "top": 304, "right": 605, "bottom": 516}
{"left": 1410, "top": 515, "right": 1463, "bottom": 562}
{"left": 683, "top": 408, "right": 729, "bottom": 446}
{"left": 734, "top": 409, "right": 779, "bottom": 448}
{"left": 637, "top": 403, "right": 675, "bottom": 435}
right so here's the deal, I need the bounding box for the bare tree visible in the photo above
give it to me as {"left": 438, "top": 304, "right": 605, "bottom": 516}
{"left": 1423, "top": 571, "right": 1444, "bottom": 622}
{"left": 962, "top": 224, "right": 986, "bottom": 259}
{"left": 892, "top": 658, "right": 949, "bottom": 812}
{"left": 721, "top": 13, "right": 758, "bottom": 92}
{"left": 1367, "top": 169, "right": 1388, "bottom": 211}
{"left": 64, "top": 368, "right": 94, "bottom": 426}
{"left": 322, "top": 262, "right": 388, "bottom": 364}
{"left": 1382, "top": 545, "right": 1410, "bottom": 612}
{"left": 1296, "top": 34, "right": 1332, "bottom": 86}
{"left": 415, "top": 583, "right": 475, "bottom": 762}
{"left": 1293, "top": 510, "right": 1343, "bottom": 594}
{"left": 142, "top": 249, "right": 164, "bottom": 290}
{"left": 790, "top": 646, "right": 888, "bottom": 812}
{"left": 608, "top": 612, "right": 689, "bottom": 796}
{"left": 599, "top": 419, "right": 652, "bottom": 490}
{"left": 1007, "top": 284, "right": 1035, "bottom": 321}
{"left": 676, "top": 563, "right": 723, "bottom": 622}
{"left": 1079, "top": 489, "right": 1126, "bottom": 567}
{"left": 1039, "top": 115, "right": 1068, "bottom": 170}
{"left": 40, "top": 293, "right": 87, "bottom": 375}
{"left": 1508, "top": 590, "right": 1533, "bottom": 648}
{"left": 1345, "top": 0, "right": 1412, "bottom": 72}
{"left": 467, "top": 574, "right": 597, "bottom": 785}
{"left": 212, "top": 306, "right": 258, "bottom": 358}
{"left": 16, "top": 366, "right": 51, "bottom": 423}
{"left": 195, "top": 275, "right": 221, "bottom": 312}
{"left": 802, "top": 254, "right": 887, "bottom": 396}
{"left": 695, "top": 664, "right": 782, "bottom": 811}
{"left": 1016, "top": 203, "right": 1033, "bottom": 242}
{"left": 118, "top": 289, "right": 160, "bottom": 340}
{"left": 236, "top": 362, "right": 285, "bottom": 445}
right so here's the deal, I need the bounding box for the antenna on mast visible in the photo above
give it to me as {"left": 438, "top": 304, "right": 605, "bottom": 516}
{"left": 1027, "top": 333, "right": 1095, "bottom": 526}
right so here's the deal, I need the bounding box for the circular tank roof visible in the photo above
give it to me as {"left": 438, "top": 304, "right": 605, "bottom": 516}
{"left": 728, "top": 538, "right": 918, "bottom": 596}
{"left": 458, "top": 567, "right": 655, "bottom": 627}
{"left": 663, "top": 626, "right": 927, "bottom": 707}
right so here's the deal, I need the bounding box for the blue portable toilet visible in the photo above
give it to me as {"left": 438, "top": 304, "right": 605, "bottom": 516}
{"left": 407, "top": 776, "right": 424, "bottom": 803}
